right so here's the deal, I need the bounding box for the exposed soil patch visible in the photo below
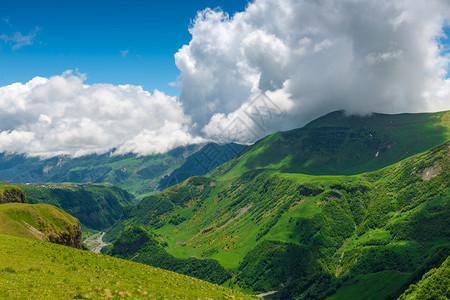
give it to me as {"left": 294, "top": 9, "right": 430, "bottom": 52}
{"left": 422, "top": 164, "right": 442, "bottom": 181}
{"left": 23, "top": 221, "right": 45, "bottom": 240}
{"left": 218, "top": 203, "right": 253, "bottom": 230}
{"left": 256, "top": 291, "right": 278, "bottom": 298}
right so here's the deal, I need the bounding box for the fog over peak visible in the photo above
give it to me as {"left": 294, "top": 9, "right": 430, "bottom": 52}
{"left": 1, "top": 0, "right": 449, "bottom": 157}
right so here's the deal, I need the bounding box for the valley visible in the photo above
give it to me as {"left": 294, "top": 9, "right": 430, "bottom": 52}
{"left": 0, "top": 110, "right": 449, "bottom": 299}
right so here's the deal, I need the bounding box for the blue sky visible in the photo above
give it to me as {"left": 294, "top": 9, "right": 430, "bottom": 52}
{"left": 0, "top": 0, "right": 249, "bottom": 95}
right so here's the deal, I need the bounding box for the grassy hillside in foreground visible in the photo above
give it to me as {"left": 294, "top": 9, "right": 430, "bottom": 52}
{"left": 0, "top": 203, "right": 82, "bottom": 248}
{"left": 18, "top": 183, "right": 134, "bottom": 231}
{"left": 0, "top": 234, "right": 254, "bottom": 299}
{"left": 105, "top": 139, "right": 450, "bottom": 298}
{"left": 213, "top": 110, "right": 450, "bottom": 179}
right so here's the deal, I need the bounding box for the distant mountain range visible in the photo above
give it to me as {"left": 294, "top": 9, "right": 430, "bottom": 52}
{"left": 0, "top": 142, "right": 245, "bottom": 198}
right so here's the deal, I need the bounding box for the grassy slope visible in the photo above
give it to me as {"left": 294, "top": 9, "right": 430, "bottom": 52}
{"left": 106, "top": 140, "right": 450, "bottom": 297}
{"left": 0, "top": 234, "right": 254, "bottom": 299}
{"left": 216, "top": 110, "right": 450, "bottom": 179}
{"left": 0, "top": 203, "right": 81, "bottom": 246}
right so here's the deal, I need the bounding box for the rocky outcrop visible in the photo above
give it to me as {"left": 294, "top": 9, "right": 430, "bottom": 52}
{"left": 47, "top": 223, "right": 82, "bottom": 249}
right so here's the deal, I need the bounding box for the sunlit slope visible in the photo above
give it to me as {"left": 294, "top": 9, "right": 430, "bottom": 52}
{"left": 0, "top": 234, "right": 253, "bottom": 299}
{"left": 0, "top": 203, "right": 81, "bottom": 248}
{"left": 216, "top": 110, "right": 450, "bottom": 178}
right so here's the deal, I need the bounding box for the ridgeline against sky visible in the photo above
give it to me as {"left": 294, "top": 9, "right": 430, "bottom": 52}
{"left": 0, "top": 0, "right": 449, "bottom": 157}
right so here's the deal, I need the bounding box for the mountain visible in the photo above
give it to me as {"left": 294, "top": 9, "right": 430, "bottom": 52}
{"left": 104, "top": 110, "right": 450, "bottom": 298}
{"left": 214, "top": 110, "right": 450, "bottom": 178}
{"left": 0, "top": 233, "right": 253, "bottom": 299}
{"left": 158, "top": 142, "right": 245, "bottom": 190}
{"left": 18, "top": 182, "right": 134, "bottom": 231}
{"left": 0, "top": 142, "right": 245, "bottom": 198}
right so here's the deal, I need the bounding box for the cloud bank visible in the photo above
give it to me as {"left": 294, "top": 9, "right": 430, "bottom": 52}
{"left": 1, "top": 0, "right": 450, "bottom": 157}
{"left": 0, "top": 71, "right": 203, "bottom": 157}
{"left": 176, "top": 0, "right": 450, "bottom": 143}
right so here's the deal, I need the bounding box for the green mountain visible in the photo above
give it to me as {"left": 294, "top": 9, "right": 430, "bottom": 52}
{"left": 0, "top": 233, "right": 253, "bottom": 299}
{"left": 0, "top": 142, "right": 245, "bottom": 198}
{"left": 17, "top": 183, "right": 134, "bottom": 231}
{"left": 215, "top": 110, "right": 450, "bottom": 178}
{"left": 104, "top": 110, "right": 450, "bottom": 299}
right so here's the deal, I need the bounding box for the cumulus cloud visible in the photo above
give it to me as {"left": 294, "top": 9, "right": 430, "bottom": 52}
{"left": 175, "top": 0, "right": 450, "bottom": 143}
{"left": 0, "top": 71, "right": 203, "bottom": 157}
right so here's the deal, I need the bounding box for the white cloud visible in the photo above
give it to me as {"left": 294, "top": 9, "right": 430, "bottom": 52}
{"left": 0, "top": 71, "right": 204, "bottom": 157}
{"left": 175, "top": 0, "right": 450, "bottom": 143}
{"left": 0, "top": 26, "right": 40, "bottom": 50}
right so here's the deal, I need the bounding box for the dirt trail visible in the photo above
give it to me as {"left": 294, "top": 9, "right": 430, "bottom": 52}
{"left": 256, "top": 291, "right": 278, "bottom": 298}
{"left": 84, "top": 232, "right": 110, "bottom": 253}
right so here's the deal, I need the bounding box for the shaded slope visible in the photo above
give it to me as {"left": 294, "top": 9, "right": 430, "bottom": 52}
{"left": 0, "top": 233, "right": 253, "bottom": 299}
{"left": 216, "top": 110, "right": 450, "bottom": 178}
{"left": 158, "top": 142, "right": 245, "bottom": 190}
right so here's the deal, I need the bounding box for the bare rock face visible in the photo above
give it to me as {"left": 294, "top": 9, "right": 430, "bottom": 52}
{"left": 0, "top": 185, "right": 27, "bottom": 204}
{"left": 47, "top": 223, "right": 82, "bottom": 249}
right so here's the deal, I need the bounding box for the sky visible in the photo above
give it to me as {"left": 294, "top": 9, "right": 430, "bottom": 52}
{"left": 0, "top": 0, "right": 248, "bottom": 95}
{"left": 0, "top": 0, "right": 450, "bottom": 157}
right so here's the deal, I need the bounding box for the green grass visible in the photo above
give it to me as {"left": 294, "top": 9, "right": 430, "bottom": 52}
{"left": 0, "top": 234, "right": 254, "bottom": 299}
{"left": 0, "top": 203, "right": 79, "bottom": 242}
